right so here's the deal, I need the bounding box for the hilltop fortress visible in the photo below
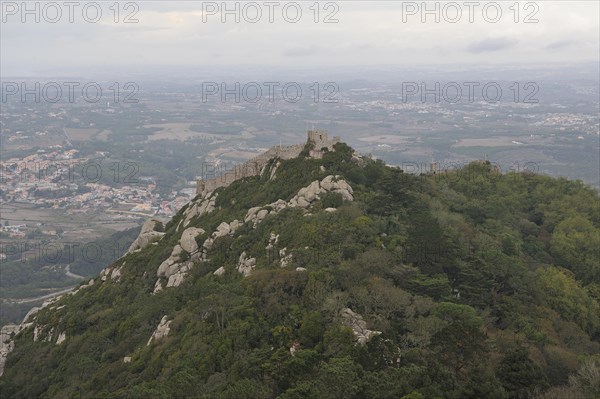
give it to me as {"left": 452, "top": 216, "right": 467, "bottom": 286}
{"left": 196, "top": 130, "right": 340, "bottom": 197}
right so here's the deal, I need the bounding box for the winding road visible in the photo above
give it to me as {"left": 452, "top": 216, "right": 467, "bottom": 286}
{"left": 1, "top": 265, "right": 84, "bottom": 305}
{"left": 1, "top": 287, "right": 75, "bottom": 304}
{"left": 65, "top": 264, "right": 85, "bottom": 280}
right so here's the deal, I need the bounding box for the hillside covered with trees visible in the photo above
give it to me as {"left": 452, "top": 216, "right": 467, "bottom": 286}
{"left": 1, "top": 142, "right": 598, "bottom": 398}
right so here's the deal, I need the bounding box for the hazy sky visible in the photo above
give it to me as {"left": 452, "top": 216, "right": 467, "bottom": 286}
{"left": 1, "top": 1, "right": 598, "bottom": 76}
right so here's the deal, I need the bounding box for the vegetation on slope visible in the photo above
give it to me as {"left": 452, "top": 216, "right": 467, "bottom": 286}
{"left": 1, "top": 143, "right": 599, "bottom": 399}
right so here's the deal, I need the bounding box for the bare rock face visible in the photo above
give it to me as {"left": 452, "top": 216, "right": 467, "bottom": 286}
{"left": 0, "top": 325, "right": 19, "bottom": 376}
{"left": 256, "top": 210, "right": 269, "bottom": 224}
{"left": 271, "top": 199, "right": 287, "bottom": 211}
{"left": 265, "top": 232, "right": 279, "bottom": 252}
{"left": 56, "top": 331, "right": 66, "bottom": 345}
{"left": 166, "top": 269, "right": 189, "bottom": 288}
{"left": 320, "top": 175, "right": 335, "bottom": 191}
{"left": 213, "top": 266, "right": 225, "bottom": 276}
{"left": 287, "top": 175, "right": 353, "bottom": 211}
{"left": 127, "top": 218, "right": 165, "bottom": 254}
{"left": 280, "top": 248, "right": 293, "bottom": 268}
{"left": 240, "top": 175, "right": 354, "bottom": 234}
{"left": 180, "top": 227, "right": 205, "bottom": 253}
{"left": 244, "top": 207, "right": 271, "bottom": 228}
{"left": 270, "top": 161, "right": 281, "bottom": 180}
{"left": 229, "top": 219, "right": 243, "bottom": 233}
{"left": 237, "top": 252, "right": 256, "bottom": 277}
{"left": 213, "top": 222, "right": 231, "bottom": 239}
{"left": 182, "top": 194, "right": 217, "bottom": 228}
{"left": 110, "top": 266, "right": 123, "bottom": 282}
{"left": 245, "top": 207, "right": 262, "bottom": 224}
{"left": 340, "top": 308, "right": 381, "bottom": 345}
{"left": 147, "top": 316, "right": 172, "bottom": 346}
{"left": 157, "top": 245, "right": 183, "bottom": 277}
{"left": 153, "top": 279, "right": 163, "bottom": 294}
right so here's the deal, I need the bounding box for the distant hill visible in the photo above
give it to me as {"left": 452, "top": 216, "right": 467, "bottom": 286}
{"left": 1, "top": 140, "right": 598, "bottom": 399}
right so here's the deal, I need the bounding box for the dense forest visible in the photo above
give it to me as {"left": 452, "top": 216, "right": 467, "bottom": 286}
{"left": 1, "top": 143, "right": 598, "bottom": 398}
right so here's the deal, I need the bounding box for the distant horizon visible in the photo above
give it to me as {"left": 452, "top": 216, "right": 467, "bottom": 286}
{"left": 2, "top": 60, "right": 599, "bottom": 80}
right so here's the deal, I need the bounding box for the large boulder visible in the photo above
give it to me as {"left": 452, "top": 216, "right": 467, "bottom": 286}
{"left": 304, "top": 180, "right": 322, "bottom": 202}
{"left": 183, "top": 194, "right": 217, "bottom": 227}
{"left": 213, "top": 222, "right": 231, "bottom": 239}
{"left": 127, "top": 218, "right": 165, "bottom": 253}
{"left": 255, "top": 209, "right": 269, "bottom": 224}
{"left": 320, "top": 175, "right": 335, "bottom": 191}
{"left": 180, "top": 227, "right": 205, "bottom": 253}
{"left": 229, "top": 219, "right": 243, "bottom": 233}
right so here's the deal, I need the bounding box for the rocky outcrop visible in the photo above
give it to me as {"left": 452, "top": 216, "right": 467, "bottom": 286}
{"left": 110, "top": 267, "right": 123, "bottom": 282}
{"left": 155, "top": 219, "right": 244, "bottom": 292}
{"left": 270, "top": 161, "right": 281, "bottom": 180}
{"left": 0, "top": 293, "right": 72, "bottom": 373}
{"left": 156, "top": 174, "right": 352, "bottom": 289}
{"left": 237, "top": 252, "right": 256, "bottom": 277}
{"left": 147, "top": 316, "right": 172, "bottom": 346}
{"left": 182, "top": 194, "right": 217, "bottom": 228}
{"left": 340, "top": 308, "right": 381, "bottom": 345}
{"left": 0, "top": 325, "right": 19, "bottom": 376}
{"left": 265, "top": 232, "right": 279, "bottom": 251}
{"left": 127, "top": 218, "right": 165, "bottom": 254}
{"left": 180, "top": 227, "right": 205, "bottom": 253}
{"left": 289, "top": 175, "right": 353, "bottom": 207}
{"left": 227, "top": 176, "right": 354, "bottom": 276}
{"left": 280, "top": 248, "right": 293, "bottom": 268}
{"left": 242, "top": 175, "right": 354, "bottom": 231}
{"left": 245, "top": 207, "right": 270, "bottom": 228}
{"left": 56, "top": 331, "right": 66, "bottom": 345}
{"left": 154, "top": 227, "right": 205, "bottom": 292}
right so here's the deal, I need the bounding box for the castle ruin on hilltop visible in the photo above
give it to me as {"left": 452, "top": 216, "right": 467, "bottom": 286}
{"left": 195, "top": 130, "right": 340, "bottom": 197}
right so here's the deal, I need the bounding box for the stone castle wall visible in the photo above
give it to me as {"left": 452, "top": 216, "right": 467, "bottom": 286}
{"left": 196, "top": 131, "right": 338, "bottom": 196}
{"left": 196, "top": 144, "right": 304, "bottom": 196}
{"left": 307, "top": 129, "right": 340, "bottom": 159}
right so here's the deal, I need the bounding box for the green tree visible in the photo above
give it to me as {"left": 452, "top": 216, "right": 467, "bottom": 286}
{"left": 431, "top": 302, "right": 487, "bottom": 375}
{"left": 496, "top": 348, "right": 549, "bottom": 399}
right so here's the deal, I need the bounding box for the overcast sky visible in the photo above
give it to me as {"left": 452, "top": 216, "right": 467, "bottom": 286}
{"left": 1, "top": 1, "right": 598, "bottom": 76}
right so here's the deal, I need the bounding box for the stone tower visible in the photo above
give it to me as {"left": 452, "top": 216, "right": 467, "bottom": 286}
{"left": 307, "top": 129, "right": 340, "bottom": 159}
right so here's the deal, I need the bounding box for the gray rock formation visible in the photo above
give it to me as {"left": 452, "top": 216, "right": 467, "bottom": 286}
{"left": 182, "top": 194, "right": 217, "bottom": 227}
{"left": 0, "top": 325, "right": 19, "bottom": 376}
{"left": 237, "top": 252, "right": 256, "bottom": 277}
{"left": 340, "top": 308, "right": 381, "bottom": 345}
{"left": 56, "top": 331, "right": 66, "bottom": 345}
{"left": 127, "top": 218, "right": 165, "bottom": 254}
{"left": 180, "top": 227, "right": 205, "bottom": 253}
{"left": 147, "top": 315, "right": 172, "bottom": 346}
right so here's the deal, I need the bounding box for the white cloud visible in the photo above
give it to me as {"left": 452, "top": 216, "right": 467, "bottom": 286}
{"left": 1, "top": 1, "right": 598, "bottom": 75}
